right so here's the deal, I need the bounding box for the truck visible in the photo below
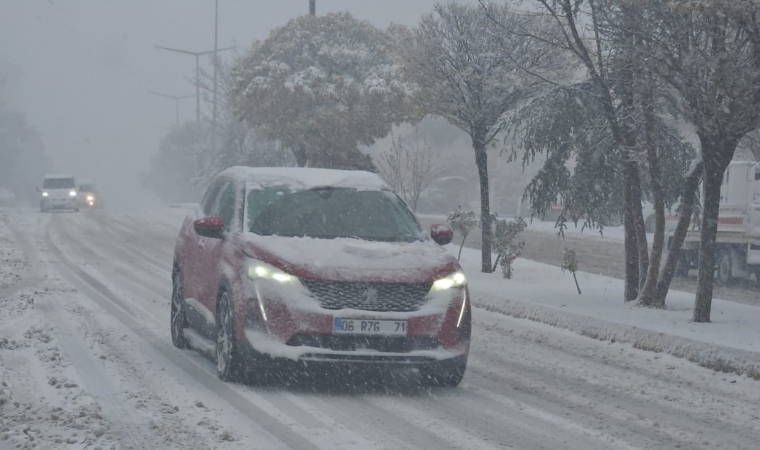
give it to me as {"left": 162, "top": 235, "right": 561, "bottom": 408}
{"left": 672, "top": 161, "right": 760, "bottom": 285}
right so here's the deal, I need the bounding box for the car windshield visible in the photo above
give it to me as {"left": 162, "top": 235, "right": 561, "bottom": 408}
{"left": 247, "top": 187, "right": 421, "bottom": 242}
{"left": 43, "top": 178, "right": 75, "bottom": 189}
{"left": 79, "top": 184, "right": 96, "bottom": 192}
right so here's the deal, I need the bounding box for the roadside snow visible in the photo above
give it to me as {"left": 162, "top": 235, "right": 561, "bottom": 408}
{"left": 453, "top": 245, "right": 760, "bottom": 378}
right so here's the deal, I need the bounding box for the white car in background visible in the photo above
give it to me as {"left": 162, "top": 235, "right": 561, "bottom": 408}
{"left": 39, "top": 175, "right": 79, "bottom": 213}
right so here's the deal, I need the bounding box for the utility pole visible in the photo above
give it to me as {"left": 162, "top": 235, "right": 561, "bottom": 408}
{"left": 148, "top": 91, "right": 194, "bottom": 128}
{"left": 211, "top": 0, "right": 219, "bottom": 160}
{"left": 309, "top": 0, "right": 315, "bottom": 15}
{"left": 154, "top": 44, "right": 234, "bottom": 123}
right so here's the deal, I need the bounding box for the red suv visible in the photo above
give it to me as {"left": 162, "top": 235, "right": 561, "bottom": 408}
{"left": 171, "top": 167, "right": 471, "bottom": 386}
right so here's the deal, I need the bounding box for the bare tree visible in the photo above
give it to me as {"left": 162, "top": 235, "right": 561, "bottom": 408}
{"left": 640, "top": 0, "right": 760, "bottom": 321}
{"left": 376, "top": 132, "right": 444, "bottom": 212}
{"left": 398, "top": 2, "right": 562, "bottom": 273}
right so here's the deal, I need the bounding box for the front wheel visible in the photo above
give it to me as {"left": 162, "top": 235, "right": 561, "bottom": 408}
{"left": 419, "top": 359, "right": 467, "bottom": 388}
{"left": 216, "top": 291, "right": 245, "bottom": 382}
{"left": 170, "top": 270, "right": 189, "bottom": 349}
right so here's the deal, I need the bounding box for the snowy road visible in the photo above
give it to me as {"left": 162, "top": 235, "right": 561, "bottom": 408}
{"left": 2, "top": 208, "right": 760, "bottom": 449}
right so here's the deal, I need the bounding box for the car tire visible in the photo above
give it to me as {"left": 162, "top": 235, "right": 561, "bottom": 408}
{"left": 716, "top": 250, "right": 732, "bottom": 285}
{"left": 419, "top": 358, "right": 467, "bottom": 388}
{"left": 645, "top": 214, "right": 656, "bottom": 233}
{"left": 170, "top": 269, "right": 189, "bottom": 349}
{"left": 216, "top": 290, "right": 245, "bottom": 382}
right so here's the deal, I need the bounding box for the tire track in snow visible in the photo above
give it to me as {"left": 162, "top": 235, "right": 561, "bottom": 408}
{"left": 44, "top": 214, "right": 326, "bottom": 450}
{"left": 0, "top": 214, "right": 45, "bottom": 301}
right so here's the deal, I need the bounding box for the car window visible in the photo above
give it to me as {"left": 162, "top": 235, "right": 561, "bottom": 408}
{"left": 201, "top": 179, "right": 225, "bottom": 216}
{"left": 213, "top": 181, "right": 237, "bottom": 231}
{"left": 43, "top": 178, "right": 76, "bottom": 189}
{"left": 249, "top": 188, "right": 421, "bottom": 242}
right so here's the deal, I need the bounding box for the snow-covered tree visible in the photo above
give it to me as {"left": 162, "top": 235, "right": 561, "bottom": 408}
{"left": 638, "top": 0, "right": 760, "bottom": 322}
{"left": 446, "top": 208, "right": 479, "bottom": 261}
{"left": 561, "top": 247, "right": 581, "bottom": 294}
{"left": 197, "top": 57, "right": 295, "bottom": 188}
{"left": 513, "top": 0, "right": 705, "bottom": 308}
{"left": 398, "top": 2, "right": 563, "bottom": 273}
{"left": 492, "top": 216, "right": 527, "bottom": 279}
{"left": 0, "top": 100, "right": 46, "bottom": 204}
{"left": 141, "top": 122, "right": 210, "bottom": 203}
{"left": 229, "top": 12, "right": 413, "bottom": 170}
{"left": 375, "top": 132, "right": 444, "bottom": 212}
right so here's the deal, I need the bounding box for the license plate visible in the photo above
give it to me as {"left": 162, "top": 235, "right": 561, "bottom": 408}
{"left": 333, "top": 318, "right": 408, "bottom": 336}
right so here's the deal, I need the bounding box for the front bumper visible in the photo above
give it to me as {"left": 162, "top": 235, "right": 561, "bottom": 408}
{"left": 238, "top": 282, "right": 471, "bottom": 367}
{"left": 42, "top": 198, "right": 79, "bottom": 210}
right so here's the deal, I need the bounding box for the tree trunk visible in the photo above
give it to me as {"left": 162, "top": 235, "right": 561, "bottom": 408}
{"left": 625, "top": 160, "right": 649, "bottom": 289}
{"left": 292, "top": 144, "right": 308, "bottom": 167}
{"left": 638, "top": 94, "right": 665, "bottom": 307}
{"left": 473, "top": 138, "right": 492, "bottom": 273}
{"left": 654, "top": 161, "right": 703, "bottom": 305}
{"left": 693, "top": 154, "right": 729, "bottom": 323}
{"left": 623, "top": 171, "right": 639, "bottom": 301}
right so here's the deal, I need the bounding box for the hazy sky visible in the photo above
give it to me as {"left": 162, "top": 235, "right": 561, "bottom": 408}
{"left": 0, "top": 0, "right": 479, "bottom": 208}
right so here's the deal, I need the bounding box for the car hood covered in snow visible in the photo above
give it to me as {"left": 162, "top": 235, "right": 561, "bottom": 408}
{"left": 235, "top": 234, "right": 460, "bottom": 283}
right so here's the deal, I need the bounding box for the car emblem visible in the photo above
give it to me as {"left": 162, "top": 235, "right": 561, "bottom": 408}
{"left": 365, "top": 288, "right": 378, "bottom": 304}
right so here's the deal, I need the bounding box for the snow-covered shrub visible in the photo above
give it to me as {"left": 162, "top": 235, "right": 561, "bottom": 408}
{"left": 446, "top": 208, "right": 479, "bottom": 261}
{"left": 561, "top": 247, "right": 581, "bottom": 294}
{"left": 492, "top": 217, "right": 527, "bottom": 279}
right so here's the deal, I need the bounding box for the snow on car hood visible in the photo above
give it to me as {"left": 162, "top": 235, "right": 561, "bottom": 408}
{"left": 236, "top": 234, "right": 459, "bottom": 283}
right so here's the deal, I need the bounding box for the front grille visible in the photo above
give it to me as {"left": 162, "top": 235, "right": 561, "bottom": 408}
{"left": 288, "top": 334, "right": 440, "bottom": 353}
{"left": 301, "top": 280, "right": 432, "bottom": 312}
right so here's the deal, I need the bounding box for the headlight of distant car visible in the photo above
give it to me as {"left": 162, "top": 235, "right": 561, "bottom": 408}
{"left": 42, "top": 191, "right": 49, "bottom": 197}
{"left": 69, "top": 190, "right": 77, "bottom": 197}
{"left": 430, "top": 271, "right": 467, "bottom": 292}
{"left": 246, "top": 260, "right": 300, "bottom": 284}
{"left": 86, "top": 195, "right": 94, "bottom": 201}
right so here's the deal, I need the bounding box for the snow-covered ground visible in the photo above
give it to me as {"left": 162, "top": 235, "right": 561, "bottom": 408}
{"left": 1, "top": 207, "right": 760, "bottom": 449}
{"left": 451, "top": 245, "right": 760, "bottom": 378}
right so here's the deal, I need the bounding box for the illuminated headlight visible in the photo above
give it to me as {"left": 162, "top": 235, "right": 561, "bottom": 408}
{"left": 42, "top": 192, "right": 49, "bottom": 197}
{"left": 430, "top": 271, "right": 467, "bottom": 292}
{"left": 246, "top": 260, "right": 300, "bottom": 284}
{"left": 69, "top": 190, "right": 77, "bottom": 197}
{"left": 86, "top": 195, "right": 94, "bottom": 201}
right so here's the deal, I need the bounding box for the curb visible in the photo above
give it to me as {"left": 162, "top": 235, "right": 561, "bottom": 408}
{"left": 474, "top": 295, "right": 760, "bottom": 380}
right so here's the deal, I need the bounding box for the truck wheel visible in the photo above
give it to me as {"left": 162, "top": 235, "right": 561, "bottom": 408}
{"left": 716, "top": 251, "right": 732, "bottom": 285}
{"left": 675, "top": 252, "right": 690, "bottom": 278}
{"left": 645, "top": 214, "right": 656, "bottom": 233}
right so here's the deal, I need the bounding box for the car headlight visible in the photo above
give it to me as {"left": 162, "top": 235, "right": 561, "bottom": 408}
{"left": 86, "top": 195, "right": 94, "bottom": 201}
{"left": 246, "top": 260, "right": 300, "bottom": 284}
{"left": 42, "top": 192, "right": 49, "bottom": 197}
{"left": 69, "top": 190, "right": 77, "bottom": 197}
{"left": 430, "top": 271, "right": 467, "bottom": 292}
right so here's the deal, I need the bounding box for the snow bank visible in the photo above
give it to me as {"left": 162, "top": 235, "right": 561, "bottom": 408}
{"left": 454, "top": 246, "right": 760, "bottom": 379}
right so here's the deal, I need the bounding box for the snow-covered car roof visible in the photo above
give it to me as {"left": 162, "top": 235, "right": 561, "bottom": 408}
{"left": 44, "top": 174, "right": 75, "bottom": 179}
{"left": 219, "top": 166, "right": 390, "bottom": 191}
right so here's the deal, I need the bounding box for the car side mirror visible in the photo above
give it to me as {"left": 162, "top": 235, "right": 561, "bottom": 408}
{"left": 194, "top": 216, "right": 225, "bottom": 239}
{"left": 431, "top": 224, "right": 454, "bottom": 246}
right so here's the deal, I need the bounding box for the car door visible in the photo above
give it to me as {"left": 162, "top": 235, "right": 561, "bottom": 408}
{"left": 181, "top": 179, "right": 225, "bottom": 330}
{"left": 196, "top": 179, "right": 240, "bottom": 328}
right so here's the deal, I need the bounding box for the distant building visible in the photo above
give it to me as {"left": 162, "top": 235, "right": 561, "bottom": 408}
{"left": 0, "top": 58, "right": 23, "bottom": 108}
